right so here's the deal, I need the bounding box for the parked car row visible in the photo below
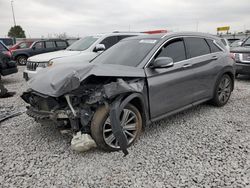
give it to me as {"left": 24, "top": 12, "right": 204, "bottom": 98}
{"left": 230, "top": 36, "right": 250, "bottom": 76}
{"left": 21, "top": 32, "right": 236, "bottom": 154}
{"left": 23, "top": 32, "right": 144, "bottom": 80}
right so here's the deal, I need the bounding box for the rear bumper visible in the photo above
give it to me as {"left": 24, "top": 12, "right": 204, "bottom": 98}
{"left": 1, "top": 67, "right": 18, "bottom": 76}
{"left": 236, "top": 62, "right": 250, "bottom": 75}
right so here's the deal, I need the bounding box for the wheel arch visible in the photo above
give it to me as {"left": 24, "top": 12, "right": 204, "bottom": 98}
{"left": 14, "top": 53, "right": 29, "bottom": 60}
{"left": 215, "top": 67, "right": 235, "bottom": 91}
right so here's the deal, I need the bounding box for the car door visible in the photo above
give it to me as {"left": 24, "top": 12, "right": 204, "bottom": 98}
{"left": 183, "top": 37, "right": 219, "bottom": 102}
{"left": 145, "top": 37, "right": 197, "bottom": 119}
{"left": 31, "top": 41, "right": 45, "bottom": 56}
{"left": 45, "top": 41, "right": 57, "bottom": 53}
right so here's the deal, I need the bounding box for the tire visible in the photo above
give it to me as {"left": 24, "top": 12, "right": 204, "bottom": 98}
{"left": 91, "top": 104, "right": 142, "bottom": 152}
{"left": 210, "top": 74, "right": 233, "bottom": 107}
{"left": 17, "top": 55, "right": 28, "bottom": 65}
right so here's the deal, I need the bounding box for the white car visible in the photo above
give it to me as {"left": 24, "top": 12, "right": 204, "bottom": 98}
{"left": 23, "top": 32, "right": 144, "bottom": 80}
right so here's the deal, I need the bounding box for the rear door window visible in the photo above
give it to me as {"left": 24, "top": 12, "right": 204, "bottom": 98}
{"left": 99, "top": 36, "right": 118, "bottom": 50}
{"left": 155, "top": 38, "right": 186, "bottom": 63}
{"left": 206, "top": 39, "right": 222, "bottom": 53}
{"left": 184, "top": 37, "right": 210, "bottom": 58}
{"left": 56, "top": 41, "right": 67, "bottom": 47}
{"left": 45, "top": 41, "right": 56, "bottom": 48}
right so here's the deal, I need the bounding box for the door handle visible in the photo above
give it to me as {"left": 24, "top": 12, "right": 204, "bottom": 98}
{"left": 182, "top": 64, "right": 192, "bottom": 68}
{"left": 211, "top": 55, "right": 218, "bottom": 60}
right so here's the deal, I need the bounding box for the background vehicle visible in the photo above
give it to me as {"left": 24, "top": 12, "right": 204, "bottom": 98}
{"left": 22, "top": 32, "right": 235, "bottom": 154}
{"left": 220, "top": 37, "right": 230, "bottom": 51}
{"left": 12, "top": 39, "right": 69, "bottom": 65}
{"left": 230, "top": 36, "right": 250, "bottom": 76}
{"left": 9, "top": 40, "right": 34, "bottom": 52}
{"left": 0, "top": 52, "right": 18, "bottom": 79}
{"left": 23, "top": 32, "right": 144, "bottom": 80}
{"left": 0, "top": 38, "right": 14, "bottom": 47}
{"left": 0, "top": 41, "right": 12, "bottom": 59}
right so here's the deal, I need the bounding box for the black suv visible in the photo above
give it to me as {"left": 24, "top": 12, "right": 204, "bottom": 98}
{"left": 230, "top": 36, "right": 250, "bottom": 76}
{"left": 0, "top": 52, "right": 18, "bottom": 78}
{"left": 12, "top": 39, "right": 69, "bottom": 65}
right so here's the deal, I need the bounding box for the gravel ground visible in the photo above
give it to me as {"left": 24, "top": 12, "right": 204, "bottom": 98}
{"left": 0, "top": 67, "right": 249, "bottom": 188}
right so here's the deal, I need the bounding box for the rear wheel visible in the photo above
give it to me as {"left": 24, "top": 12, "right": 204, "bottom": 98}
{"left": 211, "top": 74, "right": 233, "bottom": 107}
{"left": 17, "top": 55, "right": 27, "bottom": 65}
{"left": 91, "top": 104, "right": 142, "bottom": 151}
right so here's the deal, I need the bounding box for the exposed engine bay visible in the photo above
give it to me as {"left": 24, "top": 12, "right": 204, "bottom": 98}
{"left": 21, "top": 77, "right": 146, "bottom": 155}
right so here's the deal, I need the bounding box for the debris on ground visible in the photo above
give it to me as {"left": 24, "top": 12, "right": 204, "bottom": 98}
{"left": 71, "top": 131, "right": 97, "bottom": 152}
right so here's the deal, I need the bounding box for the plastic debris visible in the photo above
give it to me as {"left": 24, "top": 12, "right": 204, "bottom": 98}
{"left": 71, "top": 132, "right": 97, "bottom": 152}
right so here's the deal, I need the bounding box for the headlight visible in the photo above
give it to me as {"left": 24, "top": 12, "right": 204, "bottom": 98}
{"left": 234, "top": 53, "right": 241, "bottom": 61}
{"left": 37, "top": 62, "right": 49, "bottom": 68}
{"left": 48, "top": 60, "right": 54, "bottom": 67}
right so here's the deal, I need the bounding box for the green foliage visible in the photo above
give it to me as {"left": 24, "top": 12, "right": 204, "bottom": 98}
{"left": 8, "top": 25, "right": 26, "bottom": 38}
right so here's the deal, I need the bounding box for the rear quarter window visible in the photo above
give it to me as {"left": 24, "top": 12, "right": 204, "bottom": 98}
{"left": 56, "top": 41, "right": 67, "bottom": 47}
{"left": 206, "top": 39, "right": 222, "bottom": 53}
{"left": 184, "top": 37, "right": 210, "bottom": 58}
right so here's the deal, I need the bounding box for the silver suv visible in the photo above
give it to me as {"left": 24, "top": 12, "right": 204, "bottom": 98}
{"left": 23, "top": 32, "right": 144, "bottom": 80}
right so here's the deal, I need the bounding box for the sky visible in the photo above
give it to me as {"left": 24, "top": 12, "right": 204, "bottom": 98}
{"left": 0, "top": 0, "right": 250, "bottom": 38}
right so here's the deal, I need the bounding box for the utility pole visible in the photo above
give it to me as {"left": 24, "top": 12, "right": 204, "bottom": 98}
{"left": 11, "top": 0, "right": 16, "bottom": 26}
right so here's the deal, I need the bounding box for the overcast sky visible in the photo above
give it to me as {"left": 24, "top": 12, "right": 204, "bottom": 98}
{"left": 0, "top": 0, "right": 250, "bottom": 38}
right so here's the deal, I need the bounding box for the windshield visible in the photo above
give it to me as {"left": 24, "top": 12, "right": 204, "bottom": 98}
{"left": 92, "top": 39, "right": 158, "bottom": 67}
{"left": 66, "top": 36, "right": 100, "bottom": 51}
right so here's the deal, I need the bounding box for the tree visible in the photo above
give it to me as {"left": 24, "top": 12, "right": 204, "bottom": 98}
{"left": 8, "top": 25, "right": 26, "bottom": 38}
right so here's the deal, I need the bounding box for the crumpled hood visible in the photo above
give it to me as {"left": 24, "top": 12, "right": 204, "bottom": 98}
{"left": 28, "top": 50, "right": 82, "bottom": 62}
{"left": 28, "top": 62, "right": 145, "bottom": 97}
{"left": 230, "top": 46, "right": 250, "bottom": 53}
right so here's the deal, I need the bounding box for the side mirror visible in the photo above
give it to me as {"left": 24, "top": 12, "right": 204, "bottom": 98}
{"left": 151, "top": 57, "right": 174, "bottom": 69}
{"left": 94, "top": 44, "right": 105, "bottom": 52}
{"left": 32, "top": 46, "right": 36, "bottom": 50}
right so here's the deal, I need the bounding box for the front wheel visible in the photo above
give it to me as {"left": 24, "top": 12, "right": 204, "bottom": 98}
{"left": 210, "top": 74, "right": 233, "bottom": 107}
{"left": 91, "top": 104, "right": 142, "bottom": 152}
{"left": 17, "top": 55, "right": 28, "bottom": 65}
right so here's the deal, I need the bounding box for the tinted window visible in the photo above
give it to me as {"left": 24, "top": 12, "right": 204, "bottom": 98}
{"left": 118, "top": 35, "right": 135, "bottom": 41}
{"left": 184, "top": 37, "right": 210, "bottom": 58}
{"left": 56, "top": 41, "right": 67, "bottom": 47}
{"left": 243, "top": 37, "right": 250, "bottom": 46}
{"left": 156, "top": 38, "right": 186, "bottom": 62}
{"left": 206, "top": 39, "right": 222, "bottom": 53}
{"left": 0, "top": 43, "right": 8, "bottom": 52}
{"left": 34, "top": 42, "right": 44, "bottom": 49}
{"left": 45, "top": 41, "right": 55, "bottom": 48}
{"left": 67, "top": 36, "right": 100, "bottom": 51}
{"left": 100, "top": 36, "right": 118, "bottom": 50}
{"left": 93, "top": 39, "right": 158, "bottom": 67}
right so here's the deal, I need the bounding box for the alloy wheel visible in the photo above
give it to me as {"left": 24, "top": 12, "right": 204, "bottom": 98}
{"left": 217, "top": 76, "right": 231, "bottom": 103}
{"left": 103, "top": 108, "right": 138, "bottom": 149}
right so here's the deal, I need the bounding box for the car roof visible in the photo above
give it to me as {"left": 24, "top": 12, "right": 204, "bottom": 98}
{"left": 122, "top": 32, "right": 222, "bottom": 41}
{"left": 34, "top": 39, "right": 67, "bottom": 42}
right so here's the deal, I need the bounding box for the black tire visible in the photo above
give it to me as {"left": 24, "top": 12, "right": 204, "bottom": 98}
{"left": 210, "top": 74, "right": 233, "bottom": 107}
{"left": 17, "top": 55, "right": 28, "bottom": 65}
{"left": 91, "top": 104, "right": 142, "bottom": 152}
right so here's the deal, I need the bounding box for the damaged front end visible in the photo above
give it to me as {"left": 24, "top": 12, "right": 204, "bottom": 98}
{"left": 21, "top": 77, "right": 146, "bottom": 155}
